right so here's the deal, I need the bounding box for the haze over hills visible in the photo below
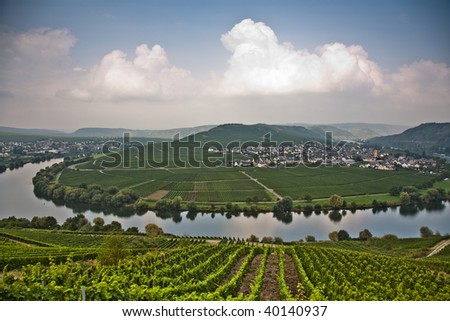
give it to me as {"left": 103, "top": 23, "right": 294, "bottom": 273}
{"left": 288, "top": 123, "right": 410, "bottom": 140}
{"left": 0, "top": 123, "right": 411, "bottom": 141}
{"left": 70, "top": 125, "right": 216, "bottom": 138}
{"left": 368, "top": 122, "right": 450, "bottom": 155}
{"left": 0, "top": 125, "right": 216, "bottom": 139}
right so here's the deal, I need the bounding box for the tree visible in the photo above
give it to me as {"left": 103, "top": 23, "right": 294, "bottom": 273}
{"left": 389, "top": 186, "right": 402, "bottom": 196}
{"left": 329, "top": 231, "right": 338, "bottom": 242}
{"left": 273, "top": 197, "right": 293, "bottom": 214}
{"left": 61, "top": 214, "right": 89, "bottom": 231}
{"left": 246, "top": 234, "right": 259, "bottom": 243}
{"left": 329, "top": 194, "right": 344, "bottom": 209}
{"left": 126, "top": 227, "right": 139, "bottom": 233}
{"left": 274, "top": 236, "right": 284, "bottom": 244}
{"left": 304, "top": 194, "right": 312, "bottom": 202}
{"left": 422, "top": 189, "right": 444, "bottom": 204}
{"left": 145, "top": 223, "right": 164, "bottom": 236}
{"left": 104, "top": 221, "right": 123, "bottom": 232}
{"left": 92, "top": 217, "right": 105, "bottom": 231}
{"left": 399, "top": 192, "right": 411, "bottom": 207}
{"left": 420, "top": 226, "right": 433, "bottom": 238}
{"left": 337, "top": 229, "right": 351, "bottom": 241}
{"left": 305, "top": 235, "right": 316, "bottom": 242}
{"left": 261, "top": 236, "right": 274, "bottom": 244}
{"left": 134, "top": 198, "right": 149, "bottom": 213}
{"left": 187, "top": 201, "right": 197, "bottom": 212}
{"left": 98, "top": 235, "right": 127, "bottom": 265}
{"left": 31, "top": 216, "right": 58, "bottom": 229}
{"left": 359, "top": 229, "right": 373, "bottom": 240}
{"left": 381, "top": 234, "right": 398, "bottom": 240}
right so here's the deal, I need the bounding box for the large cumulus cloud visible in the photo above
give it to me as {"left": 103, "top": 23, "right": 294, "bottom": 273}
{"left": 83, "top": 44, "right": 198, "bottom": 100}
{"left": 220, "top": 19, "right": 383, "bottom": 94}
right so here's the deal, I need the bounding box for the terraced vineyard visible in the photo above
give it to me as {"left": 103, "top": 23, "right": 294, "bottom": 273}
{"left": 1, "top": 233, "right": 450, "bottom": 300}
{"left": 0, "top": 229, "right": 181, "bottom": 269}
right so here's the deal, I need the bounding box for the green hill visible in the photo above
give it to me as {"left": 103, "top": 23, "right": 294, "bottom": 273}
{"left": 193, "top": 123, "right": 323, "bottom": 145}
{"left": 368, "top": 122, "right": 450, "bottom": 155}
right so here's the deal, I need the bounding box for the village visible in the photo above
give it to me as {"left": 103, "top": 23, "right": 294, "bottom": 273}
{"left": 229, "top": 141, "right": 444, "bottom": 173}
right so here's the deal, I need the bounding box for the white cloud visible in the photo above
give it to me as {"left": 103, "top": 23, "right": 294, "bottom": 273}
{"left": 388, "top": 60, "right": 450, "bottom": 105}
{"left": 219, "top": 19, "right": 383, "bottom": 94}
{"left": 0, "top": 27, "right": 77, "bottom": 98}
{"left": 13, "top": 28, "right": 76, "bottom": 61}
{"left": 77, "top": 44, "right": 198, "bottom": 100}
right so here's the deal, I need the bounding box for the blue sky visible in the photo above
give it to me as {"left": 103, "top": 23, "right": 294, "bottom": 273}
{"left": 0, "top": 0, "right": 449, "bottom": 130}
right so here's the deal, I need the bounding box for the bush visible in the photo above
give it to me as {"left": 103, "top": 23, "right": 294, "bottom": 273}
{"left": 98, "top": 235, "right": 127, "bottom": 265}
{"left": 381, "top": 234, "right": 398, "bottom": 240}
{"left": 359, "top": 229, "right": 373, "bottom": 240}
{"left": 337, "top": 229, "right": 351, "bottom": 241}
{"left": 145, "top": 223, "right": 164, "bottom": 236}
{"left": 420, "top": 226, "right": 433, "bottom": 238}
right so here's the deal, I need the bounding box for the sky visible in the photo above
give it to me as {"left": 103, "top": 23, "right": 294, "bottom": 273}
{"left": 0, "top": 0, "right": 449, "bottom": 131}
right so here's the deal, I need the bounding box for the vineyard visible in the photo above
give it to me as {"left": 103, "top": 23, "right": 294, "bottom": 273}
{"left": 58, "top": 164, "right": 434, "bottom": 203}
{"left": 1, "top": 230, "right": 450, "bottom": 301}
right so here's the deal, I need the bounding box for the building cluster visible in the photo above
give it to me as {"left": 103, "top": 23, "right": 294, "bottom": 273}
{"left": 230, "top": 142, "right": 442, "bottom": 172}
{"left": 0, "top": 139, "right": 106, "bottom": 158}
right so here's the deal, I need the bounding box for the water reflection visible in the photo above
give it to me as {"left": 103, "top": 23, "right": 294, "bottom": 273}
{"left": 328, "top": 210, "right": 342, "bottom": 223}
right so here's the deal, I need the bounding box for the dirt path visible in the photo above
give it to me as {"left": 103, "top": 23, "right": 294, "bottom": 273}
{"left": 427, "top": 239, "right": 450, "bottom": 257}
{"left": 237, "top": 254, "right": 263, "bottom": 296}
{"left": 220, "top": 254, "right": 249, "bottom": 286}
{"left": 240, "top": 171, "right": 282, "bottom": 200}
{"left": 260, "top": 252, "right": 280, "bottom": 301}
{"left": 283, "top": 254, "right": 300, "bottom": 299}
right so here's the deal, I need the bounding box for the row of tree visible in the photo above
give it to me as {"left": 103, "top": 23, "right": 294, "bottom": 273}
{"left": 33, "top": 161, "right": 145, "bottom": 213}
{"left": 0, "top": 155, "right": 55, "bottom": 174}
{"left": 0, "top": 214, "right": 137, "bottom": 233}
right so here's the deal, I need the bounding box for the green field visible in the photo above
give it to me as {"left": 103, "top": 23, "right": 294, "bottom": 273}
{"left": 60, "top": 167, "right": 274, "bottom": 202}
{"left": 59, "top": 161, "right": 435, "bottom": 204}
{"left": 245, "top": 166, "right": 433, "bottom": 199}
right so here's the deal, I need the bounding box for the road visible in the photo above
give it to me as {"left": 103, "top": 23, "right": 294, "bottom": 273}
{"left": 240, "top": 171, "right": 283, "bottom": 200}
{"left": 427, "top": 239, "right": 450, "bottom": 257}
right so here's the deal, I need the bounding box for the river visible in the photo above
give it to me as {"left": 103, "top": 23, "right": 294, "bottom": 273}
{"left": 0, "top": 160, "right": 449, "bottom": 241}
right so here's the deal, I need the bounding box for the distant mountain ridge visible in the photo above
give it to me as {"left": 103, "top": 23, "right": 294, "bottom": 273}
{"left": 0, "top": 126, "right": 66, "bottom": 136}
{"left": 368, "top": 122, "right": 450, "bottom": 155}
{"left": 286, "top": 123, "right": 410, "bottom": 140}
{"left": 0, "top": 122, "right": 415, "bottom": 143}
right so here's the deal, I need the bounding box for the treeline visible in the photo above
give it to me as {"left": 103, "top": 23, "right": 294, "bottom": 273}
{"left": 389, "top": 185, "right": 448, "bottom": 209}
{"left": 0, "top": 155, "right": 54, "bottom": 174}
{"left": 32, "top": 158, "right": 147, "bottom": 214}
{"left": 0, "top": 214, "right": 139, "bottom": 233}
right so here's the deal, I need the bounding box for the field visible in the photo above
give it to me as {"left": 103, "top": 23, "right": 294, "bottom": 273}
{"left": 1, "top": 229, "right": 449, "bottom": 301}
{"left": 244, "top": 166, "right": 433, "bottom": 199}
{"left": 58, "top": 160, "right": 435, "bottom": 204}
{"left": 60, "top": 167, "right": 275, "bottom": 202}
